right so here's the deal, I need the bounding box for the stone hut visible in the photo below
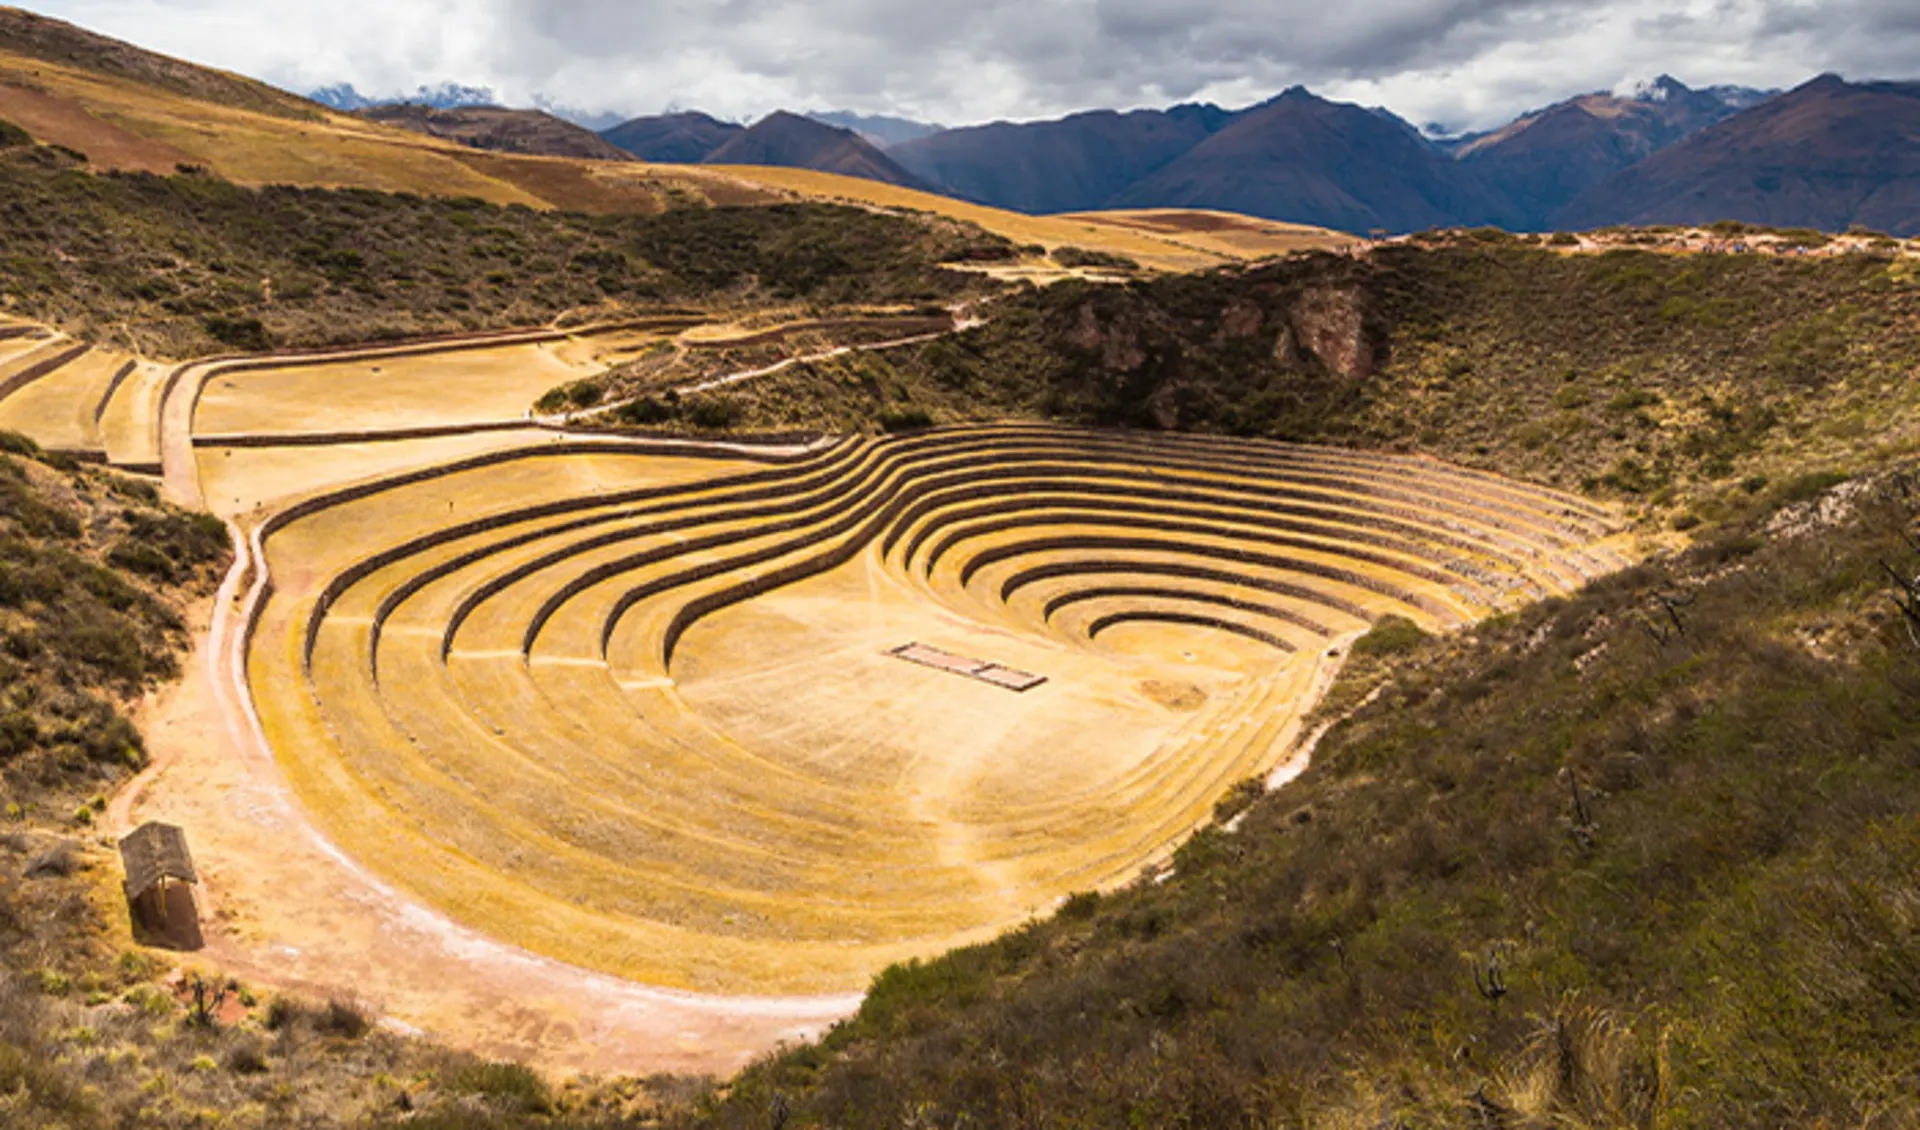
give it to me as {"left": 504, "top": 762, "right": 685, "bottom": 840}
{"left": 119, "top": 822, "right": 200, "bottom": 943}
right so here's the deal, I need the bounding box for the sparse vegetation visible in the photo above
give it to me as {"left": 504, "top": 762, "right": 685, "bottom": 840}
{"left": 0, "top": 436, "right": 226, "bottom": 792}
{"left": 1051, "top": 245, "right": 1140, "bottom": 271}
{"left": 0, "top": 142, "right": 1006, "bottom": 357}
{"left": 681, "top": 245, "right": 1920, "bottom": 517}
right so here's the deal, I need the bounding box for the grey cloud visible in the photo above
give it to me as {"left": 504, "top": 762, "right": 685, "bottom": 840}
{"left": 28, "top": 0, "right": 1920, "bottom": 131}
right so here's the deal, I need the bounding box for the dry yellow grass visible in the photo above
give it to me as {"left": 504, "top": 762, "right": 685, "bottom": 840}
{"left": 0, "top": 49, "right": 764, "bottom": 212}
{"left": 98, "top": 359, "right": 167, "bottom": 467}
{"left": 0, "top": 344, "right": 130, "bottom": 452}
{"left": 704, "top": 165, "right": 1351, "bottom": 271}
{"left": 1056, "top": 208, "right": 1360, "bottom": 260}
{"left": 196, "top": 343, "right": 579, "bottom": 436}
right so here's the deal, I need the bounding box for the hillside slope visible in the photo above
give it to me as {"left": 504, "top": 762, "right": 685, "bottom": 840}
{"left": 0, "top": 136, "right": 1002, "bottom": 355}
{"left": 0, "top": 12, "right": 782, "bottom": 213}
{"left": 1561, "top": 75, "right": 1920, "bottom": 236}
{"left": 359, "top": 104, "right": 636, "bottom": 161}
{"left": 689, "top": 240, "right": 1920, "bottom": 512}
{"left": 0, "top": 5, "right": 317, "bottom": 121}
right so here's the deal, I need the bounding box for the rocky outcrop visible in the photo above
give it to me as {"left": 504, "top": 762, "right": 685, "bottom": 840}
{"left": 1287, "top": 286, "right": 1374, "bottom": 380}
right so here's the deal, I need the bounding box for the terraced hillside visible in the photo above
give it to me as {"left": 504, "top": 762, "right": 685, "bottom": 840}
{"left": 0, "top": 293, "right": 1641, "bottom": 1043}
{"left": 243, "top": 423, "right": 1630, "bottom": 993}
{"left": 0, "top": 319, "right": 155, "bottom": 464}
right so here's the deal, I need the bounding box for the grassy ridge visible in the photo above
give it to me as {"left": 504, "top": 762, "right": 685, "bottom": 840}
{"left": 0, "top": 134, "right": 1006, "bottom": 357}
{"left": 696, "top": 471, "right": 1920, "bottom": 1128}
{"left": 694, "top": 243, "right": 1920, "bottom": 516}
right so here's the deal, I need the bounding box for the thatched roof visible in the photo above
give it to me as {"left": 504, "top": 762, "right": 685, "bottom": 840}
{"left": 119, "top": 822, "right": 197, "bottom": 896}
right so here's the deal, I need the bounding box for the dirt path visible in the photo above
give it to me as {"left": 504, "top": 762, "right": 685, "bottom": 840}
{"left": 681, "top": 329, "right": 949, "bottom": 395}
{"left": 570, "top": 311, "right": 982, "bottom": 425}
{"left": 116, "top": 521, "right": 859, "bottom": 1076}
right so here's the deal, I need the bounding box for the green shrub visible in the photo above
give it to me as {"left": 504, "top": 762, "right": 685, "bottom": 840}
{"left": 877, "top": 406, "right": 934, "bottom": 432}
{"left": 536, "top": 380, "right": 604, "bottom": 414}
{"left": 1052, "top": 246, "right": 1138, "bottom": 271}
{"left": 440, "top": 1060, "right": 552, "bottom": 1114}
{"left": 1058, "top": 891, "right": 1101, "bottom": 921}
{"left": 0, "top": 430, "right": 43, "bottom": 458}
{"left": 1350, "top": 614, "right": 1428, "bottom": 659}
{"left": 106, "top": 542, "right": 176, "bottom": 582}
{"left": 0, "top": 117, "right": 30, "bottom": 149}
{"left": 1774, "top": 470, "right": 1850, "bottom": 504}
{"left": 685, "top": 398, "right": 742, "bottom": 430}
{"left": 617, "top": 396, "right": 675, "bottom": 426}
{"left": 202, "top": 315, "right": 270, "bottom": 351}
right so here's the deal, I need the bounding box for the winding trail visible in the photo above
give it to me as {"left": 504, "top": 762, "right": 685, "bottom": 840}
{"left": 569, "top": 309, "right": 982, "bottom": 425}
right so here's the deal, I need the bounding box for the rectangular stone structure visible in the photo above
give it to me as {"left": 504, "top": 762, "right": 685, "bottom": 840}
{"left": 888, "top": 642, "right": 1047, "bottom": 692}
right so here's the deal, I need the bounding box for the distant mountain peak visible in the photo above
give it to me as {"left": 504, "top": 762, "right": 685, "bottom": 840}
{"left": 308, "top": 81, "right": 498, "bottom": 112}
{"left": 701, "top": 110, "right": 927, "bottom": 189}
{"left": 1560, "top": 73, "right": 1920, "bottom": 235}
{"left": 1610, "top": 74, "right": 1688, "bottom": 103}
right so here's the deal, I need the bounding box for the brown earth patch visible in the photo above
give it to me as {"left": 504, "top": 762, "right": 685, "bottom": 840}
{"left": 1139, "top": 679, "right": 1208, "bottom": 711}
{"left": 0, "top": 79, "right": 194, "bottom": 171}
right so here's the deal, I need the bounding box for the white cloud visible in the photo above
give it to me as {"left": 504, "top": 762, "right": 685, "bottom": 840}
{"left": 18, "top": 0, "right": 1918, "bottom": 130}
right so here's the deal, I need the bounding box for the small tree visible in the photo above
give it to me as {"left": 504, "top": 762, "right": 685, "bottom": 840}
{"left": 184, "top": 970, "right": 234, "bottom": 1029}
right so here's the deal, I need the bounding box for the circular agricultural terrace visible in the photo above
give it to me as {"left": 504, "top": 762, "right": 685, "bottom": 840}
{"left": 242, "top": 421, "right": 1630, "bottom": 994}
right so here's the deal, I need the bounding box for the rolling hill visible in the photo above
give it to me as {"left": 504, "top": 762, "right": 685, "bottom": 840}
{"left": 359, "top": 103, "right": 637, "bottom": 161}
{"left": 1559, "top": 74, "right": 1920, "bottom": 235}
{"left": 0, "top": 5, "right": 784, "bottom": 213}
{"left": 0, "top": 6, "right": 1346, "bottom": 282}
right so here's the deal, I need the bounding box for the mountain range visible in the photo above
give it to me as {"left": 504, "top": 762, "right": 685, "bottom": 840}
{"left": 317, "top": 72, "right": 1920, "bottom": 236}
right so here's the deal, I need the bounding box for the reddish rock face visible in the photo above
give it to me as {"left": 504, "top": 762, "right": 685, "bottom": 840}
{"left": 1218, "top": 298, "right": 1264, "bottom": 341}
{"left": 1289, "top": 285, "right": 1374, "bottom": 380}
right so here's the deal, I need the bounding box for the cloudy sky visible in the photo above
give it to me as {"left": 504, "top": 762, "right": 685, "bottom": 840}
{"left": 24, "top": 0, "right": 1920, "bottom": 132}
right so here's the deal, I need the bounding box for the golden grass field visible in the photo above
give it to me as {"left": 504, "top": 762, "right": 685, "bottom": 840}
{"left": 699, "top": 167, "right": 1353, "bottom": 271}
